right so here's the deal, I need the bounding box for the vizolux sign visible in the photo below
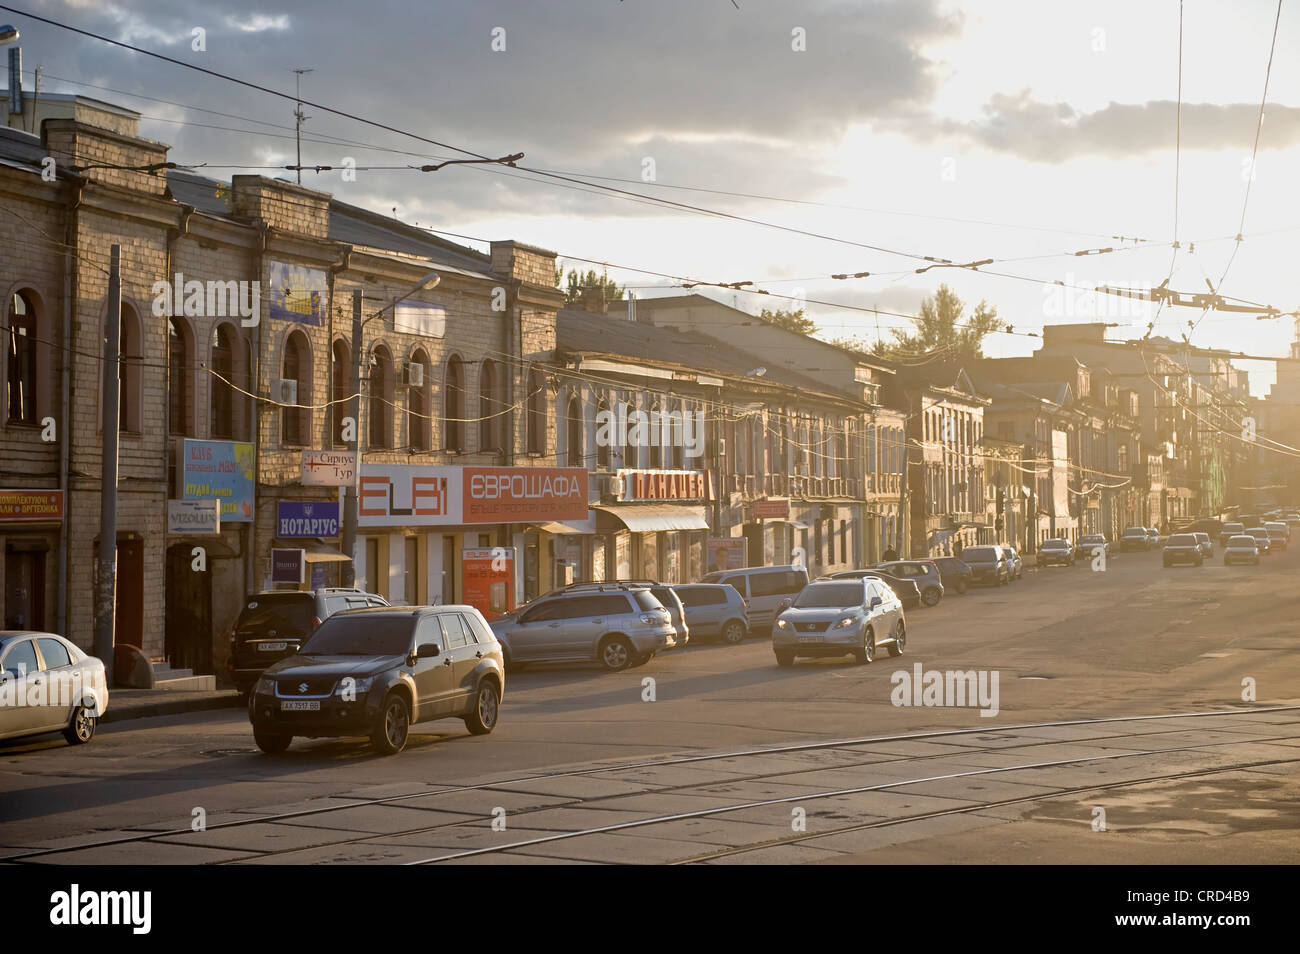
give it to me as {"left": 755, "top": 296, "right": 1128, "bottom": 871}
{"left": 358, "top": 466, "right": 587, "bottom": 526}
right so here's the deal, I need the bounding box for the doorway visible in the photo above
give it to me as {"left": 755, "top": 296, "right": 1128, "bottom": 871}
{"left": 93, "top": 534, "right": 143, "bottom": 647}
{"left": 165, "top": 543, "right": 212, "bottom": 673}
{"left": 4, "top": 544, "right": 46, "bottom": 630}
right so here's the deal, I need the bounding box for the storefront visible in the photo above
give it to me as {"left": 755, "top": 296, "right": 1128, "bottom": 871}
{"left": 0, "top": 488, "right": 63, "bottom": 632}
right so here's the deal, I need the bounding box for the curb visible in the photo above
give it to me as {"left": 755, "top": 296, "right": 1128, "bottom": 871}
{"left": 101, "top": 693, "right": 245, "bottom": 725}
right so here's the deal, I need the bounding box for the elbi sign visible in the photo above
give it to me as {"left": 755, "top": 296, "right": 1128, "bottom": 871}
{"left": 168, "top": 499, "right": 220, "bottom": 535}
{"left": 359, "top": 465, "right": 459, "bottom": 527}
{"left": 301, "top": 450, "right": 356, "bottom": 487}
{"left": 277, "top": 501, "right": 341, "bottom": 538}
{"left": 270, "top": 548, "right": 306, "bottom": 585}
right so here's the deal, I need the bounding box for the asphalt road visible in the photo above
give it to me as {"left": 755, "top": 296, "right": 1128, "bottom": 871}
{"left": 3, "top": 543, "right": 1298, "bottom": 864}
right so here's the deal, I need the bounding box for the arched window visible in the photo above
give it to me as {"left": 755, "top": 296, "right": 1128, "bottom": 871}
{"left": 330, "top": 339, "right": 350, "bottom": 446}
{"left": 479, "top": 359, "right": 501, "bottom": 452}
{"left": 281, "top": 330, "right": 312, "bottom": 447}
{"left": 116, "top": 305, "right": 142, "bottom": 433}
{"left": 212, "top": 323, "right": 241, "bottom": 440}
{"left": 649, "top": 402, "right": 663, "bottom": 469}
{"left": 596, "top": 397, "right": 611, "bottom": 469}
{"left": 6, "top": 290, "right": 39, "bottom": 424}
{"left": 444, "top": 355, "right": 465, "bottom": 452}
{"left": 408, "top": 348, "right": 432, "bottom": 452}
{"left": 527, "top": 366, "right": 546, "bottom": 455}
{"left": 369, "top": 345, "right": 393, "bottom": 449}
{"left": 168, "top": 318, "right": 193, "bottom": 436}
{"left": 566, "top": 394, "right": 583, "bottom": 467}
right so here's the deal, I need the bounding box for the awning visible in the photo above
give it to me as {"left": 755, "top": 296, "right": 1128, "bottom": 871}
{"left": 591, "top": 504, "right": 709, "bottom": 533}
{"left": 530, "top": 515, "right": 597, "bottom": 535}
{"left": 272, "top": 538, "right": 351, "bottom": 563}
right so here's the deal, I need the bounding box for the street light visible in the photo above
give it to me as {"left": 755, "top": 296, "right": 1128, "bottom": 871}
{"left": 340, "top": 271, "right": 440, "bottom": 586}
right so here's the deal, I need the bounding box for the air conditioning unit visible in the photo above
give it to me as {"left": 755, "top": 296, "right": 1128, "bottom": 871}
{"left": 404, "top": 362, "right": 424, "bottom": 388}
{"left": 717, "top": 438, "right": 726, "bottom": 457}
{"left": 276, "top": 379, "right": 298, "bottom": 405}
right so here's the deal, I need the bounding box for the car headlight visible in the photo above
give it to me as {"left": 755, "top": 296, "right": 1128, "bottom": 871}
{"left": 833, "top": 616, "right": 856, "bottom": 629}
{"left": 776, "top": 619, "right": 790, "bottom": 630}
{"left": 255, "top": 675, "right": 276, "bottom": 695}
{"left": 336, "top": 676, "right": 375, "bottom": 697}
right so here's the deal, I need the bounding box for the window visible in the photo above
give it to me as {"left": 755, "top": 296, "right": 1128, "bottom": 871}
{"left": 409, "top": 349, "right": 432, "bottom": 452}
{"left": 213, "top": 324, "right": 241, "bottom": 440}
{"left": 750, "top": 570, "right": 803, "bottom": 597}
{"left": 330, "top": 338, "right": 350, "bottom": 446}
{"left": 840, "top": 520, "right": 848, "bottom": 563}
{"left": 2, "top": 638, "right": 38, "bottom": 677}
{"left": 527, "top": 366, "right": 546, "bottom": 454}
{"left": 479, "top": 359, "right": 501, "bottom": 452}
{"left": 440, "top": 613, "right": 472, "bottom": 649}
{"left": 369, "top": 345, "right": 393, "bottom": 449}
{"left": 675, "top": 587, "right": 725, "bottom": 607}
{"left": 36, "top": 638, "right": 72, "bottom": 670}
{"left": 118, "top": 305, "right": 141, "bottom": 433}
{"left": 444, "top": 355, "right": 465, "bottom": 452}
{"left": 566, "top": 395, "right": 583, "bottom": 467}
{"left": 649, "top": 403, "right": 663, "bottom": 469}
{"left": 6, "top": 292, "right": 38, "bottom": 424}
{"left": 281, "top": 330, "right": 311, "bottom": 447}
{"left": 596, "top": 399, "right": 611, "bottom": 469}
{"left": 168, "top": 318, "right": 193, "bottom": 436}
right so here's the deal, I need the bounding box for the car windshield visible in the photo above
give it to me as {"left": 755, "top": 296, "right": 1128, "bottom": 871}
{"left": 1167, "top": 535, "right": 1196, "bottom": 545}
{"left": 963, "top": 547, "right": 998, "bottom": 560}
{"left": 793, "top": 582, "right": 863, "bottom": 608}
{"left": 301, "top": 616, "right": 414, "bottom": 656}
{"left": 1042, "top": 540, "right": 1069, "bottom": 549}
{"left": 1229, "top": 536, "right": 1256, "bottom": 545}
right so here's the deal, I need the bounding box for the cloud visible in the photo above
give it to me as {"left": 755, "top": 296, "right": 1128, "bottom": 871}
{"left": 889, "top": 90, "right": 1300, "bottom": 161}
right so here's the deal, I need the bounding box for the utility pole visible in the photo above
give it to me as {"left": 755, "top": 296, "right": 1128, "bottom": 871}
{"left": 292, "top": 68, "right": 314, "bottom": 185}
{"left": 341, "top": 289, "right": 361, "bottom": 586}
{"left": 95, "top": 245, "right": 121, "bottom": 683}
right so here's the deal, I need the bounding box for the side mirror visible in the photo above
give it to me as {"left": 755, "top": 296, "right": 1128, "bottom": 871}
{"left": 417, "top": 643, "right": 441, "bottom": 659}
{"left": 869, "top": 596, "right": 883, "bottom": 609}
{"left": 778, "top": 598, "right": 793, "bottom": 611}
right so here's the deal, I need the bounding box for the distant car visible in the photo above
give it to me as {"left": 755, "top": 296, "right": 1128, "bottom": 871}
{"left": 1193, "top": 533, "right": 1213, "bottom": 558}
{"left": 1037, "top": 538, "right": 1075, "bottom": 567}
{"left": 772, "top": 577, "right": 905, "bottom": 667}
{"left": 228, "top": 588, "right": 389, "bottom": 696}
{"left": 490, "top": 583, "right": 674, "bottom": 672}
{"left": 1163, "top": 533, "right": 1204, "bottom": 568}
{"left": 563, "top": 581, "right": 689, "bottom": 648}
{"left": 1223, "top": 534, "right": 1262, "bottom": 566}
{"left": 0, "top": 633, "right": 108, "bottom": 746}
{"left": 874, "top": 560, "right": 945, "bottom": 606}
{"left": 1245, "top": 527, "right": 1274, "bottom": 555}
{"left": 1264, "top": 523, "right": 1289, "bottom": 551}
{"left": 1074, "top": 534, "right": 1111, "bottom": 562}
{"left": 1001, "top": 547, "right": 1024, "bottom": 579}
{"left": 671, "top": 583, "right": 749, "bottom": 644}
{"left": 963, "top": 545, "right": 1010, "bottom": 585}
{"left": 1220, "top": 522, "right": 1245, "bottom": 547}
{"left": 931, "top": 556, "right": 973, "bottom": 594}
{"left": 827, "top": 569, "right": 922, "bottom": 609}
{"left": 1120, "top": 527, "right": 1150, "bottom": 552}
{"left": 700, "top": 565, "right": 809, "bottom": 633}
{"left": 249, "top": 605, "right": 504, "bottom": 755}
{"left": 1145, "top": 528, "right": 1161, "bottom": 547}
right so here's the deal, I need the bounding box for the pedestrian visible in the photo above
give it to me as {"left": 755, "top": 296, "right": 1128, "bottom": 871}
{"left": 882, "top": 546, "right": 899, "bottom": 562}
{"left": 954, "top": 536, "right": 964, "bottom": 558}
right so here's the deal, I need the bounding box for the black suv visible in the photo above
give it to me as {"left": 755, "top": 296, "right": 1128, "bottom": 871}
{"left": 227, "top": 588, "right": 388, "bottom": 696}
{"left": 249, "top": 605, "right": 505, "bottom": 755}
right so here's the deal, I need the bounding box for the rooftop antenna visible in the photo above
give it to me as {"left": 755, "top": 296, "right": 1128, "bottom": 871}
{"left": 292, "top": 68, "right": 314, "bottom": 184}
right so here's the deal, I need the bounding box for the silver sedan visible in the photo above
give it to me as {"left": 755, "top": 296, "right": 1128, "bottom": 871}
{"left": 0, "top": 632, "right": 108, "bottom": 745}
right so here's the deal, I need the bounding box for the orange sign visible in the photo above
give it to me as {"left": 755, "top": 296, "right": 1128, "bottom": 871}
{"left": 618, "top": 469, "right": 706, "bottom": 502}
{"left": 461, "top": 467, "right": 588, "bottom": 524}
{"left": 0, "top": 490, "right": 64, "bottom": 522}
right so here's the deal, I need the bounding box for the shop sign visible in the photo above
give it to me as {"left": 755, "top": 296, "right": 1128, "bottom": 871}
{"left": 462, "top": 467, "right": 588, "bottom": 523}
{"left": 0, "top": 489, "right": 64, "bottom": 522}
{"left": 617, "top": 469, "right": 706, "bottom": 502}
{"left": 168, "top": 499, "right": 221, "bottom": 535}
{"left": 270, "top": 548, "right": 305, "bottom": 585}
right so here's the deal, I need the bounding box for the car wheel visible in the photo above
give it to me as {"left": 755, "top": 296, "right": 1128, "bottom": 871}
{"left": 722, "top": 620, "right": 747, "bottom": 644}
{"left": 888, "top": 621, "right": 906, "bottom": 657}
{"left": 463, "top": 680, "right": 500, "bottom": 736}
{"left": 598, "top": 636, "right": 634, "bottom": 672}
{"left": 956, "top": 580, "right": 969, "bottom": 594}
{"left": 370, "top": 693, "right": 410, "bottom": 755}
{"left": 253, "top": 729, "right": 292, "bottom": 754}
{"left": 630, "top": 651, "right": 654, "bottom": 668}
{"left": 854, "top": 629, "right": 876, "bottom": 665}
{"left": 63, "top": 704, "right": 96, "bottom": 745}
{"left": 775, "top": 651, "right": 795, "bottom": 667}
{"left": 922, "top": 586, "right": 942, "bottom": 607}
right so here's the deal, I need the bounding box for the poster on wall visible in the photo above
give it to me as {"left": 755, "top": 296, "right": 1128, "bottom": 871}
{"left": 268, "top": 261, "right": 327, "bottom": 325}
{"left": 181, "top": 439, "right": 254, "bottom": 522}
{"left": 707, "top": 537, "right": 746, "bottom": 574}
{"left": 462, "top": 547, "right": 515, "bottom": 620}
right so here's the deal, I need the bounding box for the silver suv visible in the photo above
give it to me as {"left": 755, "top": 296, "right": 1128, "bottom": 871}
{"left": 563, "top": 581, "right": 689, "bottom": 649}
{"left": 672, "top": 583, "right": 749, "bottom": 644}
{"left": 489, "top": 584, "right": 675, "bottom": 672}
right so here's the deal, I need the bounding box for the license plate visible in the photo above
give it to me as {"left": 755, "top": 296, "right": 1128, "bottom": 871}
{"left": 798, "top": 636, "right": 821, "bottom": 642}
{"left": 281, "top": 700, "right": 319, "bottom": 711}
{"left": 258, "top": 641, "right": 287, "bottom": 652}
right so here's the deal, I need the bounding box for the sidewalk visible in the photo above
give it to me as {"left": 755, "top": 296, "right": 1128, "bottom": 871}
{"left": 101, "top": 688, "right": 244, "bottom": 725}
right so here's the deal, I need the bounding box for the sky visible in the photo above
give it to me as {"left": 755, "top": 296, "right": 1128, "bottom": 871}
{"left": 5, "top": 0, "right": 1299, "bottom": 394}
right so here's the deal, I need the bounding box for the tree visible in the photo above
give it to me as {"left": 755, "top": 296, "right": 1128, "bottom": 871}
{"left": 557, "top": 267, "right": 625, "bottom": 312}
{"left": 759, "top": 307, "right": 817, "bottom": 335}
{"left": 862, "top": 284, "right": 1004, "bottom": 359}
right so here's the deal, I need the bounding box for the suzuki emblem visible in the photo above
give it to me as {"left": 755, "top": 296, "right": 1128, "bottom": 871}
{"left": 298, "top": 682, "right": 309, "bottom": 694}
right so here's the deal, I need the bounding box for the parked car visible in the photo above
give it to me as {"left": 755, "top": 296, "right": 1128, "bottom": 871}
{"left": 671, "top": 583, "right": 749, "bottom": 644}
{"left": 249, "top": 605, "right": 503, "bottom": 755}
{"left": 1001, "top": 547, "right": 1024, "bottom": 579}
{"left": 874, "top": 560, "right": 945, "bottom": 606}
{"left": 1037, "top": 538, "right": 1075, "bottom": 567}
{"left": 771, "top": 577, "right": 905, "bottom": 667}
{"left": 1245, "top": 527, "right": 1274, "bottom": 555}
{"left": 490, "top": 583, "right": 674, "bottom": 672}
{"left": 228, "top": 588, "right": 389, "bottom": 696}
{"left": 1145, "top": 528, "right": 1161, "bottom": 548}
{"left": 1223, "top": 534, "right": 1262, "bottom": 566}
{"left": 1265, "top": 521, "right": 1291, "bottom": 549}
{"left": 563, "top": 581, "right": 689, "bottom": 648}
{"left": 962, "top": 545, "right": 1010, "bottom": 585}
{"left": 1074, "top": 534, "right": 1111, "bottom": 562}
{"left": 1162, "top": 533, "right": 1204, "bottom": 568}
{"left": 700, "top": 565, "right": 809, "bottom": 633}
{"left": 0, "top": 632, "right": 108, "bottom": 746}
{"left": 1120, "top": 527, "right": 1150, "bottom": 552}
{"left": 931, "top": 556, "right": 973, "bottom": 594}
{"left": 827, "top": 569, "right": 922, "bottom": 609}
{"left": 1220, "top": 521, "right": 1246, "bottom": 547}
{"left": 1193, "top": 532, "right": 1213, "bottom": 558}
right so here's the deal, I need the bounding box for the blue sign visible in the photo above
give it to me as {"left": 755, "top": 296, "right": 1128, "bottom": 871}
{"left": 277, "top": 500, "right": 341, "bottom": 538}
{"left": 268, "top": 260, "right": 327, "bottom": 326}
{"left": 181, "top": 439, "right": 254, "bottom": 523}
